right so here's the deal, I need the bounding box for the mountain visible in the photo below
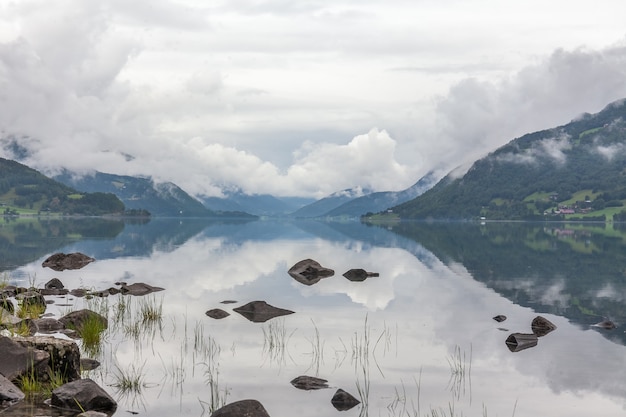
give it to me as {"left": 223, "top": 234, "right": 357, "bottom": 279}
{"left": 391, "top": 99, "right": 626, "bottom": 220}
{"left": 54, "top": 171, "right": 216, "bottom": 217}
{"left": 290, "top": 186, "right": 372, "bottom": 218}
{"left": 200, "top": 190, "right": 315, "bottom": 216}
{"left": 324, "top": 171, "right": 439, "bottom": 217}
{"left": 0, "top": 158, "right": 124, "bottom": 216}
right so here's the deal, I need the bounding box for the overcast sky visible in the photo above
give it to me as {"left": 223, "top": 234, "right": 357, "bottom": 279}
{"left": 1, "top": 0, "right": 626, "bottom": 198}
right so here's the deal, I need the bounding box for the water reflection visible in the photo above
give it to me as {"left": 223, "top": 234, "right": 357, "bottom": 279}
{"left": 1, "top": 219, "right": 626, "bottom": 416}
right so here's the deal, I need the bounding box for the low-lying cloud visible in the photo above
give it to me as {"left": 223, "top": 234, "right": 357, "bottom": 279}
{"left": 1, "top": 1, "right": 626, "bottom": 199}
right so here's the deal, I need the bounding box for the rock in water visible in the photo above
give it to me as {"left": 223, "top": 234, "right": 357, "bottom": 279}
{"left": 288, "top": 259, "right": 335, "bottom": 285}
{"left": 206, "top": 309, "right": 230, "bottom": 319}
{"left": 531, "top": 316, "right": 557, "bottom": 337}
{"left": 290, "top": 375, "right": 329, "bottom": 390}
{"left": 331, "top": 388, "right": 361, "bottom": 411}
{"left": 42, "top": 253, "right": 95, "bottom": 271}
{"left": 233, "top": 301, "right": 294, "bottom": 323}
{"left": 51, "top": 378, "right": 117, "bottom": 413}
{"left": 342, "top": 269, "right": 379, "bottom": 282}
{"left": 211, "top": 399, "right": 270, "bottom": 417}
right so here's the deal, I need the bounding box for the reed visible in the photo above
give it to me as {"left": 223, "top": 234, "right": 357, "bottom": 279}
{"left": 262, "top": 318, "right": 295, "bottom": 367}
{"left": 305, "top": 319, "right": 325, "bottom": 375}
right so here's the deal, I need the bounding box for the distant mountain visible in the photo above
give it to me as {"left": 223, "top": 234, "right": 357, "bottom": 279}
{"left": 0, "top": 158, "right": 124, "bottom": 216}
{"left": 200, "top": 190, "right": 315, "bottom": 216}
{"left": 290, "top": 186, "right": 372, "bottom": 218}
{"left": 391, "top": 98, "right": 626, "bottom": 220}
{"left": 54, "top": 171, "right": 217, "bottom": 217}
{"left": 324, "top": 171, "right": 439, "bottom": 217}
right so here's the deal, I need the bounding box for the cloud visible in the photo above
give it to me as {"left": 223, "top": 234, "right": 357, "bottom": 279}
{"left": 496, "top": 134, "right": 572, "bottom": 166}
{"left": 425, "top": 43, "right": 626, "bottom": 174}
{"left": 1, "top": 0, "right": 626, "bottom": 201}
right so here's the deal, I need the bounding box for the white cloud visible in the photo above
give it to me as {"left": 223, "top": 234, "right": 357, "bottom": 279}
{"left": 1, "top": 0, "right": 626, "bottom": 199}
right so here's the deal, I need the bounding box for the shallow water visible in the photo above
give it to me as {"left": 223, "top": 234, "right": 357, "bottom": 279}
{"left": 2, "top": 218, "right": 626, "bottom": 416}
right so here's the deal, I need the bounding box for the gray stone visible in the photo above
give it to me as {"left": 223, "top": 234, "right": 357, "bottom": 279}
{"left": 31, "top": 317, "right": 66, "bottom": 334}
{"left": 0, "top": 336, "right": 49, "bottom": 382}
{"left": 80, "top": 358, "right": 101, "bottom": 371}
{"left": 206, "top": 309, "right": 230, "bottom": 319}
{"left": 288, "top": 259, "right": 334, "bottom": 285}
{"left": 77, "top": 411, "right": 109, "bottom": 417}
{"left": 58, "top": 309, "right": 108, "bottom": 335}
{"left": 211, "top": 399, "right": 270, "bottom": 417}
{"left": 45, "top": 278, "right": 65, "bottom": 290}
{"left": 290, "top": 375, "right": 329, "bottom": 390}
{"left": 342, "top": 269, "right": 379, "bottom": 282}
{"left": 233, "top": 301, "right": 294, "bottom": 323}
{"left": 531, "top": 316, "right": 557, "bottom": 337}
{"left": 13, "top": 335, "right": 82, "bottom": 382}
{"left": 119, "top": 282, "right": 164, "bottom": 296}
{"left": 51, "top": 378, "right": 117, "bottom": 413}
{"left": 15, "top": 290, "right": 47, "bottom": 315}
{"left": 331, "top": 388, "right": 360, "bottom": 411}
{"left": 42, "top": 252, "right": 95, "bottom": 271}
{"left": 0, "top": 373, "right": 24, "bottom": 403}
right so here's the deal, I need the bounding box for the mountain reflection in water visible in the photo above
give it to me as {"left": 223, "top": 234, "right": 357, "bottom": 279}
{"left": 1, "top": 218, "right": 625, "bottom": 417}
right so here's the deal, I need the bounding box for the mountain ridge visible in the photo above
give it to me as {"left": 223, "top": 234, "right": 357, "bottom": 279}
{"left": 389, "top": 98, "right": 626, "bottom": 220}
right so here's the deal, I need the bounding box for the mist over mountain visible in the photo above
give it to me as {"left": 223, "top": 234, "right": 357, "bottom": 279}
{"left": 200, "top": 190, "right": 314, "bottom": 216}
{"left": 290, "top": 186, "right": 373, "bottom": 218}
{"left": 54, "top": 171, "right": 216, "bottom": 217}
{"left": 391, "top": 99, "right": 626, "bottom": 220}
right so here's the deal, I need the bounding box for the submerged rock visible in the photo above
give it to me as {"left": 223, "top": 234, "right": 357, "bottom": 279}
{"left": 206, "top": 309, "right": 230, "bottom": 319}
{"left": 290, "top": 375, "right": 329, "bottom": 390}
{"left": 51, "top": 378, "right": 117, "bottom": 413}
{"left": 331, "top": 388, "right": 360, "bottom": 411}
{"left": 531, "top": 316, "right": 557, "bottom": 337}
{"left": 119, "top": 282, "right": 165, "bottom": 296}
{"left": 342, "top": 269, "right": 379, "bottom": 282}
{"left": 211, "top": 399, "right": 270, "bottom": 417}
{"left": 42, "top": 252, "right": 95, "bottom": 271}
{"left": 233, "top": 301, "right": 294, "bottom": 323}
{"left": 288, "top": 259, "right": 335, "bottom": 286}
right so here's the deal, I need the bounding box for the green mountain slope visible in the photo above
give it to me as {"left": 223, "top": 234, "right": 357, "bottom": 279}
{"left": 0, "top": 158, "right": 124, "bottom": 215}
{"left": 54, "top": 171, "right": 216, "bottom": 217}
{"left": 392, "top": 99, "right": 626, "bottom": 220}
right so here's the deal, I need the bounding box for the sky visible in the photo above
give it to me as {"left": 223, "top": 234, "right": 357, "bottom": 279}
{"left": 0, "top": 0, "right": 626, "bottom": 199}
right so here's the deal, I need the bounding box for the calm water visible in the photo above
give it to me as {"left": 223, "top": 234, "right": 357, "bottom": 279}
{"left": 2, "top": 218, "right": 626, "bottom": 416}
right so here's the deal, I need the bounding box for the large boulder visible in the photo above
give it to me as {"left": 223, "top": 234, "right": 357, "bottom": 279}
{"left": 233, "top": 301, "right": 294, "bottom": 323}
{"left": 13, "top": 336, "right": 81, "bottom": 382}
{"left": 211, "top": 399, "right": 270, "bottom": 417}
{"left": 288, "top": 259, "right": 334, "bottom": 285}
{"left": 0, "top": 336, "right": 49, "bottom": 382}
{"left": 42, "top": 252, "right": 95, "bottom": 271}
{"left": 51, "top": 378, "right": 117, "bottom": 413}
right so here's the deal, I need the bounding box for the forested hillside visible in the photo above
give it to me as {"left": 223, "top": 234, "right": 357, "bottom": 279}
{"left": 390, "top": 99, "right": 626, "bottom": 220}
{"left": 0, "top": 158, "right": 124, "bottom": 216}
